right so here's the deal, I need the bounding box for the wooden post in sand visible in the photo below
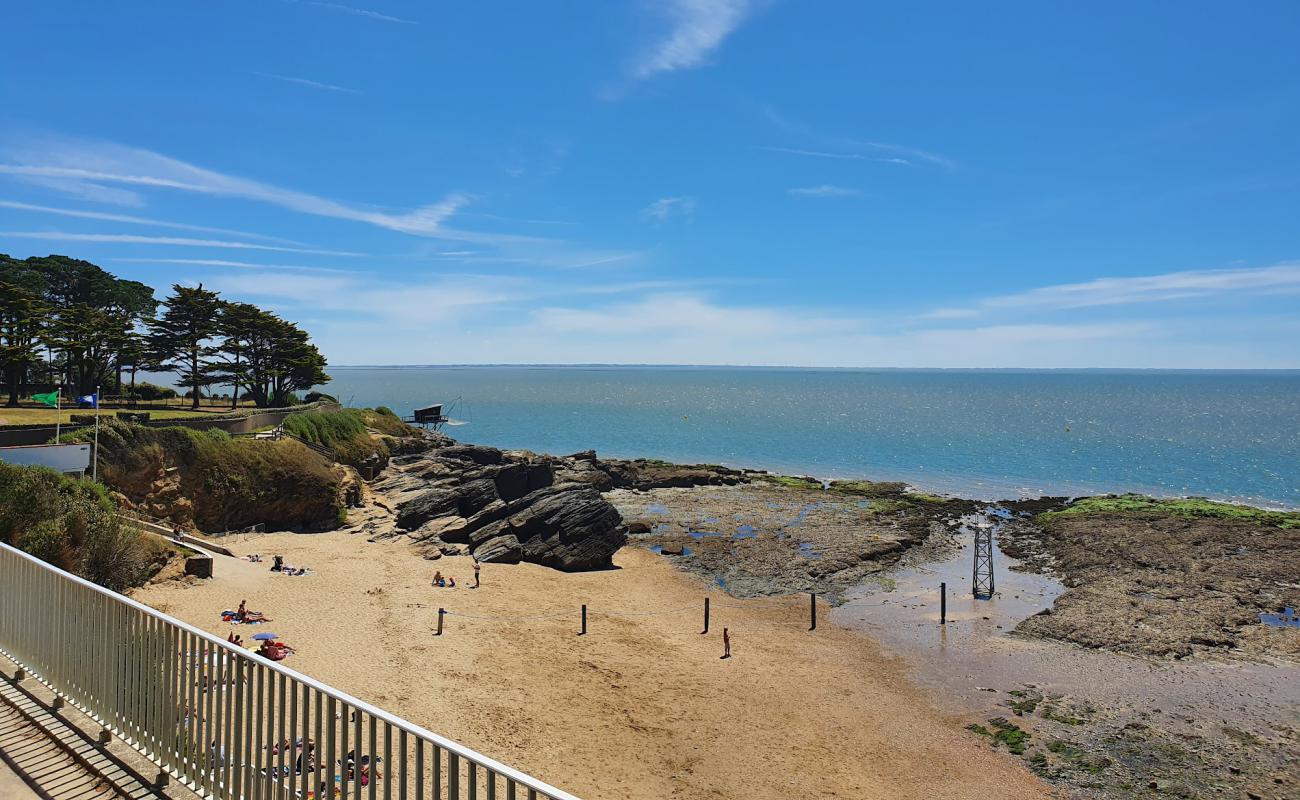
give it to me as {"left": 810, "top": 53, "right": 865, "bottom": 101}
{"left": 809, "top": 592, "right": 817, "bottom": 631}
{"left": 940, "top": 582, "right": 947, "bottom": 625}
{"left": 435, "top": 608, "right": 445, "bottom": 636}
{"left": 702, "top": 597, "right": 710, "bottom": 634}
{"left": 579, "top": 604, "right": 587, "bottom": 636}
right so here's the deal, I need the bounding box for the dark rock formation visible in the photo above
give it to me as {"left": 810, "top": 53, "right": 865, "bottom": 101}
{"left": 384, "top": 442, "right": 625, "bottom": 571}
{"left": 548, "top": 455, "right": 753, "bottom": 491}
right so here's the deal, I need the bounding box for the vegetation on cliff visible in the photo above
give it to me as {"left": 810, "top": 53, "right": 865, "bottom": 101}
{"left": 1038, "top": 493, "right": 1300, "bottom": 529}
{"left": 0, "top": 462, "right": 170, "bottom": 590}
{"left": 283, "top": 407, "right": 416, "bottom": 469}
{"left": 69, "top": 420, "right": 345, "bottom": 532}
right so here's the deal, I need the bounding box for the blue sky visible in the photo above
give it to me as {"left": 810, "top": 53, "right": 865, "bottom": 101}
{"left": 2, "top": 1, "right": 1299, "bottom": 367}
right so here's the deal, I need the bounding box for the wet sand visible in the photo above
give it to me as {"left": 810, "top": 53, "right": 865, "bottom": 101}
{"left": 133, "top": 532, "right": 1054, "bottom": 800}
{"left": 833, "top": 525, "right": 1294, "bottom": 735}
{"left": 609, "top": 486, "right": 1299, "bottom": 797}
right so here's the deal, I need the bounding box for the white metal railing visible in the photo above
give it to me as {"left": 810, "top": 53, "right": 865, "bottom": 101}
{"left": 0, "top": 542, "right": 580, "bottom": 800}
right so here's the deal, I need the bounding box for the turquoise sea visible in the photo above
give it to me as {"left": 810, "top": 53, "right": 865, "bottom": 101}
{"left": 319, "top": 367, "right": 1300, "bottom": 509}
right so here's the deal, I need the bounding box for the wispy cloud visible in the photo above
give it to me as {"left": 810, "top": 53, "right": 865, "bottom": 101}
{"left": 632, "top": 0, "right": 763, "bottom": 80}
{"left": 922, "top": 263, "right": 1300, "bottom": 319}
{"left": 428, "top": 250, "right": 643, "bottom": 270}
{"left": 254, "top": 72, "right": 361, "bottom": 95}
{"left": 0, "top": 199, "right": 300, "bottom": 243}
{"left": 15, "top": 176, "right": 145, "bottom": 206}
{"left": 113, "top": 258, "right": 357, "bottom": 274}
{"left": 286, "top": 1, "right": 416, "bottom": 25}
{"left": 207, "top": 271, "right": 515, "bottom": 326}
{"left": 458, "top": 212, "right": 578, "bottom": 226}
{"left": 0, "top": 138, "right": 545, "bottom": 244}
{"left": 756, "top": 146, "right": 910, "bottom": 165}
{"left": 643, "top": 196, "right": 697, "bottom": 221}
{"left": 0, "top": 231, "right": 359, "bottom": 256}
{"left": 788, "top": 184, "right": 860, "bottom": 198}
{"left": 760, "top": 107, "right": 956, "bottom": 170}
{"left": 848, "top": 140, "right": 955, "bottom": 170}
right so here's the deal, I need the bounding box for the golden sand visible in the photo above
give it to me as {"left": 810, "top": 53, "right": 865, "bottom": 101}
{"left": 133, "top": 533, "right": 1053, "bottom": 800}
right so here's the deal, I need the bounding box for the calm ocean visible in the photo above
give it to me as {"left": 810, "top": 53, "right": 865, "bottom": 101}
{"left": 318, "top": 367, "right": 1300, "bottom": 508}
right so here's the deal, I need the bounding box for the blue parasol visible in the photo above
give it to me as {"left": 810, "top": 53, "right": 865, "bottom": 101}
{"left": 251, "top": 632, "right": 279, "bottom": 641}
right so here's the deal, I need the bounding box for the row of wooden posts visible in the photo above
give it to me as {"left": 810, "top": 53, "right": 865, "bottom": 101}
{"left": 432, "top": 584, "right": 958, "bottom": 637}
{"left": 433, "top": 593, "right": 820, "bottom": 636}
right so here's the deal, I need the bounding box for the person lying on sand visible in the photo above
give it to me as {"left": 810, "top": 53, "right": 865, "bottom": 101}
{"left": 257, "top": 640, "right": 294, "bottom": 661}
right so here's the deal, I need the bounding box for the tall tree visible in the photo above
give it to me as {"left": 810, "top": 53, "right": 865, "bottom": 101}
{"left": 116, "top": 334, "right": 151, "bottom": 398}
{"left": 148, "top": 284, "right": 224, "bottom": 410}
{"left": 0, "top": 256, "right": 48, "bottom": 407}
{"left": 14, "top": 255, "right": 154, "bottom": 395}
{"left": 212, "top": 301, "right": 262, "bottom": 409}
{"left": 222, "top": 307, "right": 329, "bottom": 407}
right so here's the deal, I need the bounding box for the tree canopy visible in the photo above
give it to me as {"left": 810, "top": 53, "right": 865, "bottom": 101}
{"left": 0, "top": 254, "right": 330, "bottom": 408}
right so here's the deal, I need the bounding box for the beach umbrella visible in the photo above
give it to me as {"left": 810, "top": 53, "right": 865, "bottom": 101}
{"left": 251, "top": 633, "right": 280, "bottom": 640}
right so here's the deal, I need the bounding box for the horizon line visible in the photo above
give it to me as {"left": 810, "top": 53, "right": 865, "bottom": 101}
{"left": 320, "top": 363, "right": 1300, "bottom": 373}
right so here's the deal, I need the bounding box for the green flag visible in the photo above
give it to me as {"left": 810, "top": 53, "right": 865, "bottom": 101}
{"left": 33, "top": 391, "right": 59, "bottom": 408}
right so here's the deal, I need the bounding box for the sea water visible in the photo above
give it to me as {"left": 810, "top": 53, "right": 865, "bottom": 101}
{"left": 318, "top": 367, "right": 1300, "bottom": 508}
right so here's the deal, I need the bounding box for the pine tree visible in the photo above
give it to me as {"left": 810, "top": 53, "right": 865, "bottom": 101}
{"left": 147, "top": 284, "right": 224, "bottom": 410}
{"left": 0, "top": 258, "right": 48, "bottom": 407}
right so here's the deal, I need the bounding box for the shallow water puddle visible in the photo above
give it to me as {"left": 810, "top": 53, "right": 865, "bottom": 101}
{"left": 830, "top": 513, "right": 1294, "bottom": 734}
{"left": 733, "top": 524, "right": 757, "bottom": 540}
{"left": 1260, "top": 606, "right": 1299, "bottom": 628}
{"left": 797, "top": 542, "right": 824, "bottom": 559}
{"left": 648, "top": 544, "right": 693, "bottom": 557}
{"left": 646, "top": 503, "right": 669, "bottom": 515}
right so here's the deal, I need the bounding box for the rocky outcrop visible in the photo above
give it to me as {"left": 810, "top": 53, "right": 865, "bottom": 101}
{"left": 378, "top": 441, "right": 626, "bottom": 571}
{"left": 999, "top": 507, "right": 1300, "bottom": 661}
{"left": 541, "top": 451, "right": 753, "bottom": 491}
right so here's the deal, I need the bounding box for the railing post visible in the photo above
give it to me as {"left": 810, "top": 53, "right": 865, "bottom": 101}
{"left": 940, "top": 582, "right": 947, "bottom": 625}
{"left": 435, "top": 608, "right": 445, "bottom": 636}
{"left": 579, "top": 604, "right": 587, "bottom": 636}
{"left": 809, "top": 592, "right": 817, "bottom": 631}
{"left": 702, "top": 597, "right": 710, "bottom": 635}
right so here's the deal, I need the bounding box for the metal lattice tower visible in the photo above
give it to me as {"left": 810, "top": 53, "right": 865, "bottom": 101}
{"left": 972, "top": 522, "right": 995, "bottom": 599}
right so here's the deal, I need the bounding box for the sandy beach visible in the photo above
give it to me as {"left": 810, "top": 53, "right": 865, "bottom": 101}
{"left": 133, "top": 531, "right": 1055, "bottom": 800}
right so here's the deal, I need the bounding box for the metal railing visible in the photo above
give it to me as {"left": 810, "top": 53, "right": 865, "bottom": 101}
{"left": 0, "top": 542, "right": 580, "bottom": 800}
{"left": 283, "top": 432, "right": 335, "bottom": 462}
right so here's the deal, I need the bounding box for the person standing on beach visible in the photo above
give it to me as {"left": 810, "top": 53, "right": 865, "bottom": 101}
{"left": 473, "top": 558, "right": 481, "bottom": 588}
{"left": 721, "top": 627, "right": 731, "bottom": 659}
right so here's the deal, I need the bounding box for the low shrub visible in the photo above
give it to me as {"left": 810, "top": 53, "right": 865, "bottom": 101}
{"left": 284, "top": 408, "right": 415, "bottom": 466}
{"left": 284, "top": 409, "right": 367, "bottom": 447}
{"left": 304, "top": 391, "right": 338, "bottom": 403}
{"left": 359, "top": 408, "right": 414, "bottom": 438}
{"left": 0, "top": 462, "right": 161, "bottom": 590}
{"left": 131, "top": 381, "right": 177, "bottom": 401}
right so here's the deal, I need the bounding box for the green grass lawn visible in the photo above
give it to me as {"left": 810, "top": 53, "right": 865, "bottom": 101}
{"left": 0, "top": 401, "right": 265, "bottom": 427}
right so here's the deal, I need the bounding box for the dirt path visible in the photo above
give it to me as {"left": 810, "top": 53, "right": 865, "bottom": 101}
{"left": 133, "top": 532, "right": 1055, "bottom": 800}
